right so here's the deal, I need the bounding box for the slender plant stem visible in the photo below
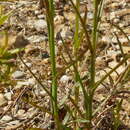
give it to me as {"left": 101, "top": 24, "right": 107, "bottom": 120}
{"left": 86, "top": 0, "right": 99, "bottom": 128}
{"left": 45, "top": 0, "right": 61, "bottom": 129}
{"left": 74, "top": 0, "right": 80, "bottom": 53}
{"left": 73, "top": 0, "right": 80, "bottom": 128}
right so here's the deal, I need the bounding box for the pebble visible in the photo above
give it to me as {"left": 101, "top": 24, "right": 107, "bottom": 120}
{"left": 37, "top": 14, "right": 45, "bottom": 19}
{"left": 8, "top": 120, "right": 20, "bottom": 125}
{"left": 112, "top": 36, "right": 130, "bottom": 44}
{"left": 12, "top": 71, "right": 25, "bottom": 79}
{"left": 65, "top": 30, "right": 73, "bottom": 39}
{"left": 17, "top": 109, "right": 25, "bottom": 115}
{"left": 26, "top": 62, "right": 32, "bottom": 67}
{"left": 27, "top": 35, "right": 47, "bottom": 43}
{"left": 34, "top": 20, "right": 47, "bottom": 31}
{"left": 27, "top": 19, "right": 35, "bottom": 28}
{"left": 39, "top": 90, "right": 46, "bottom": 96}
{"left": 96, "top": 57, "right": 106, "bottom": 69}
{"left": 32, "top": 69, "right": 37, "bottom": 74}
{"left": 87, "top": 12, "right": 93, "bottom": 19}
{"left": 34, "top": 10, "right": 40, "bottom": 15}
{"left": 110, "top": 12, "right": 116, "bottom": 20}
{"left": 111, "top": 2, "right": 119, "bottom": 9}
{"left": 113, "top": 18, "right": 120, "bottom": 23}
{"left": 60, "top": 75, "right": 70, "bottom": 83}
{"left": 26, "top": 108, "right": 37, "bottom": 118}
{"left": 15, "top": 109, "right": 26, "bottom": 118}
{"left": 15, "top": 78, "right": 35, "bottom": 89}
{"left": 28, "top": 78, "right": 35, "bottom": 85}
{"left": 1, "top": 115, "right": 12, "bottom": 121}
{"left": 4, "top": 92, "right": 12, "bottom": 100}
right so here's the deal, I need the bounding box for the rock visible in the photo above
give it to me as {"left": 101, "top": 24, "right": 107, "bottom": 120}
{"left": 112, "top": 36, "right": 130, "bottom": 45}
{"left": 96, "top": 57, "right": 106, "bottom": 69}
{"left": 87, "top": 12, "right": 93, "bottom": 19}
{"left": 25, "top": 62, "right": 32, "bottom": 67}
{"left": 54, "top": 15, "right": 64, "bottom": 25}
{"left": 64, "top": 12, "right": 75, "bottom": 22}
{"left": 110, "top": 2, "right": 119, "bottom": 9}
{"left": 39, "top": 90, "right": 46, "bottom": 96}
{"left": 8, "top": 120, "right": 20, "bottom": 125}
{"left": 34, "top": 10, "right": 40, "bottom": 15}
{"left": 113, "top": 18, "right": 120, "bottom": 23}
{"left": 110, "top": 12, "right": 116, "bottom": 20}
{"left": 26, "top": 108, "right": 37, "bottom": 118}
{"left": 12, "top": 71, "right": 25, "bottom": 79}
{"left": 17, "top": 109, "right": 25, "bottom": 115}
{"left": 4, "top": 92, "right": 12, "bottom": 100}
{"left": 28, "top": 78, "right": 35, "bottom": 85}
{"left": 65, "top": 30, "right": 73, "bottom": 39}
{"left": 15, "top": 109, "right": 26, "bottom": 118}
{"left": 15, "top": 81, "right": 27, "bottom": 89}
{"left": 60, "top": 75, "right": 69, "bottom": 83}
{"left": 32, "top": 69, "right": 37, "bottom": 73}
{"left": 122, "top": 46, "right": 130, "bottom": 54}
{"left": 1, "top": 115, "right": 12, "bottom": 121}
{"left": 37, "top": 14, "right": 45, "bottom": 19}
{"left": 0, "top": 93, "right": 7, "bottom": 106}
{"left": 34, "top": 19, "right": 47, "bottom": 31}
{"left": 27, "top": 35, "right": 47, "bottom": 43}
{"left": 60, "top": 26, "right": 69, "bottom": 38}
{"left": 15, "top": 78, "right": 35, "bottom": 89}
{"left": 27, "top": 19, "right": 35, "bottom": 29}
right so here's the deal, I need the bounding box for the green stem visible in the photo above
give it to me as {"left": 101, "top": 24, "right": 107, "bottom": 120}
{"left": 91, "top": 0, "right": 98, "bottom": 88}
{"left": 87, "top": 0, "right": 99, "bottom": 128}
{"left": 46, "top": 0, "right": 61, "bottom": 129}
{"left": 74, "top": 0, "right": 80, "bottom": 53}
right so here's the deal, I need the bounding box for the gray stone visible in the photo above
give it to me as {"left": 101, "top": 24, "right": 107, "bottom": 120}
{"left": 8, "top": 120, "right": 20, "bottom": 125}
{"left": 12, "top": 71, "right": 25, "bottom": 79}
{"left": 4, "top": 92, "right": 12, "bottom": 100}
{"left": 27, "top": 35, "right": 47, "bottom": 43}
{"left": 15, "top": 109, "right": 26, "bottom": 118}
{"left": 1, "top": 115, "right": 12, "bottom": 121}
{"left": 27, "top": 19, "right": 35, "bottom": 29}
{"left": 37, "top": 14, "right": 45, "bottom": 19}
{"left": 15, "top": 78, "right": 35, "bottom": 89}
{"left": 60, "top": 75, "right": 70, "bottom": 83}
{"left": 34, "top": 10, "right": 40, "bottom": 15}
{"left": 26, "top": 62, "right": 32, "bottom": 67}
{"left": 34, "top": 19, "right": 47, "bottom": 31}
{"left": 39, "top": 90, "right": 46, "bottom": 96}
{"left": 87, "top": 12, "right": 93, "bottom": 19}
